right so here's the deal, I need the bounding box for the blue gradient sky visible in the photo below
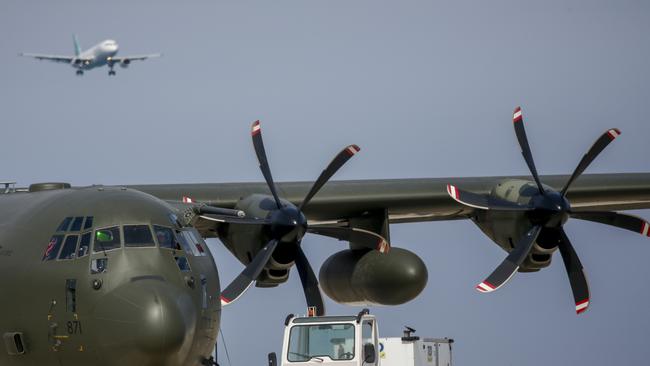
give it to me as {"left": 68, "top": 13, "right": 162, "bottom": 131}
{"left": 2, "top": 1, "right": 650, "bottom": 365}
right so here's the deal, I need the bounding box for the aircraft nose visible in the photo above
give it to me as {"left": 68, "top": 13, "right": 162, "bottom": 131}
{"left": 91, "top": 278, "right": 197, "bottom": 363}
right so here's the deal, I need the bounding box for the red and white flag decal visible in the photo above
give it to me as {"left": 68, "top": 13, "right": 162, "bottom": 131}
{"left": 576, "top": 299, "right": 589, "bottom": 314}
{"left": 476, "top": 281, "right": 496, "bottom": 293}
{"left": 607, "top": 128, "right": 621, "bottom": 140}
{"left": 251, "top": 120, "right": 261, "bottom": 136}
{"left": 182, "top": 196, "right": 193, "bottom": 203}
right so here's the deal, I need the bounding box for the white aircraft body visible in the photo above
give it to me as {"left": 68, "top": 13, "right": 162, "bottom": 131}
{"left": 20, "top": 35, "right": 161, "bottom": 76}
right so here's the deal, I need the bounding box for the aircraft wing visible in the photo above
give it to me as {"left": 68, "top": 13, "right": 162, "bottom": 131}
{"left": 19, "top": 53, "right": 74, "bottom": 63}
{"left": 129, "top": 172, "right": 650, "bottom": 228}
{"left": 110, "top": 54, "right": 161, "bottom": 63}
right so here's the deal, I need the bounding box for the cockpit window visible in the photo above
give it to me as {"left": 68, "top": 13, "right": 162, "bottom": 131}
{"left": 58, "top": 235, "right": 79, "bottom": 260}
{"left": 78, "top": 232, "right": 91, "bottom": 258}
{"left": 124, "top": 225, "right": 155, "bottom": 247}
{"left": 43, "top": 235, "right": 64, "bottom": 261}
{"left": 57, "top": 217, "right": 72, "bottom": 232}
{"left": 154, "top": 225, "right": 180, "bottom": 250}
{"left": 93, "top": 226, "right": 121, "bottom": 252}
{"left": 69, "top": 217, "right": 84, "bottom": 232}
{"left": 83, "top": 216, "right": 94, "bottom": 230}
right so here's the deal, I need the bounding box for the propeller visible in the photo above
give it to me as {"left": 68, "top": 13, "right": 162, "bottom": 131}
{"left": 215, "top": 120, "right": 390, "bottom": 315}
{"left": 448, "top": 106, "right": 648, "bottom": 314}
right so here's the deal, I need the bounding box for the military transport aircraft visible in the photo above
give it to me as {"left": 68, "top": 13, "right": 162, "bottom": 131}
{"left": 0, "top": 108, "right": 649, "bottom": 366}
{"left": 19, "top": 35, "right": 160, "bottom": 76}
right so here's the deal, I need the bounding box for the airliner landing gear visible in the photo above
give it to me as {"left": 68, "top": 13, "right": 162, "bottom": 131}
{"left": 76, "top": 70, "right": 84, "bottom": 76}
{"left": 108, "top": 70, "right": 116, "bottom": 76}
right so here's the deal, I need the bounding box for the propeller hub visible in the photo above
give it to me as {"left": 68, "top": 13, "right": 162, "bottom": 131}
{"left": 269, "top": 205, "right": 308, "bottom": 242}
{"left": 530, "top": 191, "right": 571, "bottom": 228}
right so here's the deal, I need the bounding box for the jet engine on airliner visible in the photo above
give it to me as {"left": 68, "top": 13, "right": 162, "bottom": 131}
{"left": 120, "top": 59, "right": 131, "bottom": 68}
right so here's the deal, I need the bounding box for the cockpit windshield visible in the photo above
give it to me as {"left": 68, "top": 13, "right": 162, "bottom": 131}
{"left": 42, "top": 218, "right": 208, "bottom": 263}
{"left": 287, "top": 323, "right": 355, "bottom": 362}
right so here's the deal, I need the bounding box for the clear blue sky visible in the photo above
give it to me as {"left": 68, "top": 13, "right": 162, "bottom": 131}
{"left": 2, "top": 1, "right": 650, "bottom": 365}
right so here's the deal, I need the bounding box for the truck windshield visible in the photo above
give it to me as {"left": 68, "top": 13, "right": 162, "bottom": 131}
{"left": 288, "top": 323, "right": 355, "bottom": 362}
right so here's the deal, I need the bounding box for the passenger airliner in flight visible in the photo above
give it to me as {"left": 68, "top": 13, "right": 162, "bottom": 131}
{"left": 20, "top": 35, "right": 161, "bottom": 76}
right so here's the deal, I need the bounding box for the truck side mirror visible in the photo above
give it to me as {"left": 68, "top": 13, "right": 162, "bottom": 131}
{"left": 363, "top": 343, "right": 376, "bottom": 364}
{"left": 268, "top": 352, "right": 277, "bottom": 366}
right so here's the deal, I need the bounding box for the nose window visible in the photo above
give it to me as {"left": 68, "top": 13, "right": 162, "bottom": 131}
{"left": 42, "top": 235, "right": 64, "bottom": 261}
{"left": 77, "top": 232, "right": 91, "bottom": 258}
{"left": 124, "top": 225, "right": 155, "bottom": 247}
{"left": 93, "top": 227, "right": 121, "bottom": 253}
{"left": 58, "top": 235, "right": 79, "bottom": 260}
{"left": 154, "top": 225, "right": 180, "bottom": 250}
{"left": 69, "top": 217, "right": 84, "bottom": 232}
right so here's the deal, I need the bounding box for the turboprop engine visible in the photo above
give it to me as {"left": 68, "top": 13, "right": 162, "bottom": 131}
{"left": 319, "top": 248, "right": 428, "bottom": 306}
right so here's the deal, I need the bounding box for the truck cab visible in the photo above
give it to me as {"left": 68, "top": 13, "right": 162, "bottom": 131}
{"left": 278, "top": 311, "right": 378, "bottom": 366}
{"left": 270, "top": 310, "right": 453, "bottom": 366}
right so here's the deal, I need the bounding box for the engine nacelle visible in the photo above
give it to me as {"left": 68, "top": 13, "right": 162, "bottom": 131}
{"left": 472, "top": 179, "right": 556, "bottom": 271}
{"left": 319, "top": 247, "right": 428, "bottom": 306}
{"left": 120, "top": 59, "right": 131, "bottom": 68}
{"left": 217, "top": 194, "right": 292, "bottom": 287}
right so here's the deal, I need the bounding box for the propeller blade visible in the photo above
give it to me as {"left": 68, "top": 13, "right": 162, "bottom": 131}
{"left": 561, "top": 128, "right": 621, "bottom": 196}
{"left": 512, "top": 106, "right": 545, "bottom": 195}
{"left": 557, "top": 229, "right": 590, "bottom": 314}
{"left": 251, "top": 120, "right": 283, "bottom": 209}
{"left": 198, "top": 214, "right": 270, "bottom": 225}
{"left": 299, "top": 144, "right": 360, "bottom": 211}
{"left": 476, "top": 225, "right": 542, "bottom": 293}
{"left": 446, "top": 184, "right": 531, "bottom": 211}
{"left": 307, "top": 225, "right": 390, "bottom": 253}
{"left": 571, "top": 211, "right": 650, "bottom": 237}
{"left": 220, "top": 239, "right": 278, "bottom": 306}
{"left": 295, "top": 245, "right": 325, "bottom": 316}
{"left": 197, "top": 205, "right": 246, "bottom": 218}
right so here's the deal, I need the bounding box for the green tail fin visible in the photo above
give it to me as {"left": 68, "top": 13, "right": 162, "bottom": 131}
{"left": 72, "top": 34, "right": 81, "bottom": 56}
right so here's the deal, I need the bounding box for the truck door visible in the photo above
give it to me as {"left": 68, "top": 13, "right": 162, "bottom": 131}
{"left": 362, "top": 320, "right": 378, "bottom": 366}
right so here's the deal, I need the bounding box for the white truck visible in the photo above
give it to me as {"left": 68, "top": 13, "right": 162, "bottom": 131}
{"left": 267, "top": 309, "right": 453, "bottom": 366}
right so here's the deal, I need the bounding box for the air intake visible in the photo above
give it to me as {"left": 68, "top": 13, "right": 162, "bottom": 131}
{"left": 3, "top": 332, "right": 26, "bottom": 355}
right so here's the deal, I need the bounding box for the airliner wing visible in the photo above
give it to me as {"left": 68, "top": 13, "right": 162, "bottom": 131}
{"left": 19, "top": 53, "right": 74, "bottom": 63}
{"left": 111, "top": 54, "right": 162, "bottom": 63}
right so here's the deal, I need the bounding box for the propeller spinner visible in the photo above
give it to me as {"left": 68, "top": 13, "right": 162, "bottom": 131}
{"left": 448, "top": 106, "right": 648, "bottom": 314}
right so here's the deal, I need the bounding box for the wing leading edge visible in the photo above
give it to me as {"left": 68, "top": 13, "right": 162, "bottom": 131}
{"left": 129, "top": 173, "right": 650, "bottom": 225}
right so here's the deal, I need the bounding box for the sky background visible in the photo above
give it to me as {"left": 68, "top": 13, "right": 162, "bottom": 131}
{"left": 2, "top": 0, "right": 650, "bottom": 365}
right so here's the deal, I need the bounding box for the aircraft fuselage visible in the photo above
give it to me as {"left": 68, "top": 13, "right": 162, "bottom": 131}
{"left": 0, "top": 185, "right": 220, "bottom": 366}
{"left": 72, "top": 40, "right": 118, "bottom": 70}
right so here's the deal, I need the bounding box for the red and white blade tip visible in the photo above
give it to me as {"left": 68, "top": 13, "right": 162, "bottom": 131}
{"left": 345, "top": 144, "right": 361, "bottom": 156}
{"left": 446, "top": 184, "right": 460, "bottom": 200}
{"left": 606, "top": 128, "right": 621, "bottom": 140}
{"left": 220, "top": 295, "right": 231, "bottom": 306}
{"left": 251, "top": 120, "right": 261, "bottom": 135}
{"left": 376, "top": 239, "right": 390, "bottom": 254}
{"left": 640, "top": 221, "right": 650, "bottom": 237}
{"left": 476, "top": 281, "right": 496, "bottom": 293}
{"left": 182, "top": 196, "right": 193, "bottom": 203}
{"left": 513, "top": 106, "right": 523, "bottom": 123}
{"left": 575, "top": 299, "right": 589, "bottom": 314}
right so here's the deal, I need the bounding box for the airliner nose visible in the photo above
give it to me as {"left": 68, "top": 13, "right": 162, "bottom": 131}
{"left": 91, "top": 278, "right": 197, "bottom": 364}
